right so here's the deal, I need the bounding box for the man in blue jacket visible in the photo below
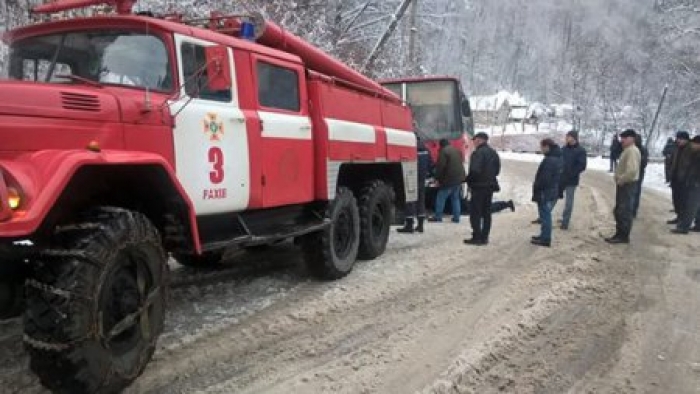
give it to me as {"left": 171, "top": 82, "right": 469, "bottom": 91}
{"left": 557, "top": 130, "right": 587, "bottom": 230}
{"left": 531, "top": 139, "right": 563, "bottom": 247}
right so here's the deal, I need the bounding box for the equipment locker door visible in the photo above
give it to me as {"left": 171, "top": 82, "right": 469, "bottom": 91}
{"left": 252, "top": 55, "right": 314, "bottom": 207}
{"left": 170, "top": 34, "right": 251, "bottom": 215}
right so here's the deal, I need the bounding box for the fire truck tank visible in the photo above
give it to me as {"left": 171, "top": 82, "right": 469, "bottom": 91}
{"left": 254, "top": 19, "right": 397, "bottom": 99}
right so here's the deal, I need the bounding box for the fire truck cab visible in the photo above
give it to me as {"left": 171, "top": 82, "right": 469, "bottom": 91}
{"left": 0, "top": 1, "right": 417, "bottom": 392}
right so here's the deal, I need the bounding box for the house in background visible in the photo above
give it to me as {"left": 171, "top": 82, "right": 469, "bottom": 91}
{"left": 471, "top": 91, "right": 527, "bottom": 127}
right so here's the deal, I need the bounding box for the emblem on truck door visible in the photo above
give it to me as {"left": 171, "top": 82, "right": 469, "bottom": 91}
{"left": 203, "top": 112, "right": 224, "bottom": 141}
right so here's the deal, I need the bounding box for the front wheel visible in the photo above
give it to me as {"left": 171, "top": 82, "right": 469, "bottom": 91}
{"left": 301, "top": 187, "right": 360, "bottom": 280}
{"left": 24, "top": 207, "right": 167, "bottom": 394}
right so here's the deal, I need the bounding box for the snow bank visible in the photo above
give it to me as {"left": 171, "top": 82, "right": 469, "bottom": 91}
{"left": 501, "top": 151, "right": 670, "bottom": 196}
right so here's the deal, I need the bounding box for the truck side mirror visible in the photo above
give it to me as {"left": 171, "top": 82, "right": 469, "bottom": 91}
{"left": 204, "top": 46, "right": 232, "bottom": 91}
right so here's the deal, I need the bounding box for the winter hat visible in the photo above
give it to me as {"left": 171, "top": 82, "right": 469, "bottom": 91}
{"left": 566, "top": 130, "right": 579, "bottom": 140}
{"left": 692, "top": 136, "right": 700, "bottom": 144}
{"left": 620, "top": 129, "right": 637, "bottom": 139}
{"left": 676, "top": 131, "right": 690, "bottom": 140}
{"left": 473, "top": 132, "right": 489, "bottom": 141}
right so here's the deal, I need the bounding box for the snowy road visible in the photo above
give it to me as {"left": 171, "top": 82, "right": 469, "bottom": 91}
{"left": 2, "top": 160, "right": 700, "bottom": 393}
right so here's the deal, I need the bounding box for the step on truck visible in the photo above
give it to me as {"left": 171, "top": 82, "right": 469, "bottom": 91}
{"left": 0, "top": 1, "right": 418, "bottom": 392}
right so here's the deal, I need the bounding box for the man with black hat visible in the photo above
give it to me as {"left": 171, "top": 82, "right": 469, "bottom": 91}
{"left": 606, "top": 129, "right": 641, "bottom": 244}
{"left": 429, "top": 138, "right": 466, "bottom": 223}
{"left": 672, "top": 135, "right": 700, "bottom": 234}
{"left": 669, "top": 131, "right": 692, "bottom": 224}
{"left": 465, "top": 132, "right": 501, "bottom": 245}
{"left": 557, "top": 130, "right": 587, "bottom": 230}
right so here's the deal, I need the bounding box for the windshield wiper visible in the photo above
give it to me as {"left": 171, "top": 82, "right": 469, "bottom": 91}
{"left": 55, "top": 74, "right": 103, "bottom": 88}
{"left": 45, "top": 34, "right": 67, "bottom": 83}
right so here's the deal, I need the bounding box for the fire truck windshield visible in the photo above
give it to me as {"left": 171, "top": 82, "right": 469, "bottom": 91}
{"left": 8, "top": 30, "right": 172, "bottom": 92}
{"left": 383, "top": 80, "right": 463, "bottom": 141}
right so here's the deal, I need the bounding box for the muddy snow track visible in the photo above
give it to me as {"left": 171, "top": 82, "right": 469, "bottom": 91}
{"left": 2, "top": 160, "right": 700, "bottom": 394}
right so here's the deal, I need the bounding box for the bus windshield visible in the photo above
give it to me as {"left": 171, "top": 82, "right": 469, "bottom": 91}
{"left": 9, "top": 30, "right": 173, "bottom": 92}
{"left": 383, "top": 80, "right": 464, "bottom": 141}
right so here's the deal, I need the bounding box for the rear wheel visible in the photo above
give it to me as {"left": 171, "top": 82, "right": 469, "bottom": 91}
{"left": 24, "top": 207, "right": 167, "bottom": 394}
{"left": 301, "top": 187, "right": 360, "bottom": 280}
{"left": 357, "top": 180, "right": 394, "bottom": 260}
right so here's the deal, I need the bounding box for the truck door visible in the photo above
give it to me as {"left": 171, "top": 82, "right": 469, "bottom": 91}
{"left": 170, "top": 34, "right": 250, "bottom": 215}
{"left": 252, "top": 55, "right": 314, "bottom": 207}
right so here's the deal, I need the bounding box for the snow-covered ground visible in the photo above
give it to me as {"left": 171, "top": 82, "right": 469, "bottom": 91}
{"left": 501, "top": 151, "right": 670, "bottom": 196}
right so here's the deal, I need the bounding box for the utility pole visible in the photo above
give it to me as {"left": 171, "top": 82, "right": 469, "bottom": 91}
{"left": 362, "top": 0, "right": 414, "bottom": 73}
{"left": 407, "top": 0, "right": 419, "bottom": 70}
{"left": 647, "top": 84, "right": 668, "bottom": 149}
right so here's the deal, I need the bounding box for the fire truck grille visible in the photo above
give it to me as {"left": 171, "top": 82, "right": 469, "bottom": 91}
{"left": 60, "top": 92, "right": 101, "bottom": 112}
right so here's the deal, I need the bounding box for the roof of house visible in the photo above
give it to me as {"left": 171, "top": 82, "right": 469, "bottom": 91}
{"left": 471, "top": 90, "right": 527, "bottom": 111}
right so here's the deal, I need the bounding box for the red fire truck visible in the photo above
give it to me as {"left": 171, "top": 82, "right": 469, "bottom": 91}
{"left": 0, "top": 1, "right": 418, "bottom": 392}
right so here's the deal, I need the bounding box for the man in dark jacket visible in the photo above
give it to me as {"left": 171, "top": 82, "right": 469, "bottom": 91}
{"left": 398, "top": 136, "right": 432, "bottom": 233}
{"left": 429, "top": 138, "right": 466, "bottom": 223}
{"left": 465, "top": 132, "right": 501, "bottom": 245}
{"left": 669, "top": 131, "right": 692, "bottom": 224}
{"left": 531, "top": 139, "right": 563, "bottom": 247}
{"left": 662, "top": 137, "right": 676, "bottom": 184}
{"left": 557, "top": 130, "right": 587, "bottom": 230}
{"left": 632, "top": 134, "right": 649, "bottom": 218}
{"left": 672, "top": 136, "right": 700, "bottom": 234}
{"left": 609, "top": 134, "right": 622, "bottom": 173}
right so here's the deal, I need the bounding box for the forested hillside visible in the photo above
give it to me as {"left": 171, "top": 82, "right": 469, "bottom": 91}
{"left": 2, "top": 0, "right": 699, "bottom": 139}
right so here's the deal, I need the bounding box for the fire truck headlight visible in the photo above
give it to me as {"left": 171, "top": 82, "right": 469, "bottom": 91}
{"left": 7, "top": 187, "right": 21, "bottom": 210}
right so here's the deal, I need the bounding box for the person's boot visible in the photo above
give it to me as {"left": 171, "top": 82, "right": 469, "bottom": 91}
{"left": 691, "top": 225, "right": 700, "bottom": 232}
{"left": 396, "top": 218, "right": 415, "bottom": 234}
{"left": 667, "top": 218, "right": 679, "bottom": 225}
{"left": 531, "top": 238, "right": 551, "bottom": 247}
{"left": 531, "top": 218, "right": 542, "bottom": 225}
{"left": 415, "top": 217, "right": 425, "bottom": 233}
{"left": 508, "top": 200, "right": 515, "bottom": 212}
{"left": 605, "top": 235, "right": 629, "bottom": 244}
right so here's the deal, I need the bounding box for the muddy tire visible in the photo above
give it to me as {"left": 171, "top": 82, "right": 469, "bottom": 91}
{"left": 24, "top": 207, "right": 167, "bottom": 394}
{"left": 357, "top": 181, "right": 394, "bottom": 260}
{"left": 301, "top": 187, "right": 360, "bottom": 280}
{"left": 174, "top": 250, "right": 224, "bottom": 268}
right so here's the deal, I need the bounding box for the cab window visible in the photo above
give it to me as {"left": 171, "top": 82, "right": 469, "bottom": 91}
{"left": 256, "top": 61, "right": 300, "bottom": 112}
{"left": 181, "top": 42, "right": 232, "bottom": 102}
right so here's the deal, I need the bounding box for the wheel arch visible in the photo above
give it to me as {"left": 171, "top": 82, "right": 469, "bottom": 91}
{"left": 0, "top": 151, "right": 199, "bottom": 253}
{"left": 42, "top": 164, "right": 198, "bottom": 253}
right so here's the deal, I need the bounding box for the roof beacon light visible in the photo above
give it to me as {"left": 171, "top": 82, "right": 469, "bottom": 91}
{"left": 240, "top": 21, "right": 256, "bottom": 41}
